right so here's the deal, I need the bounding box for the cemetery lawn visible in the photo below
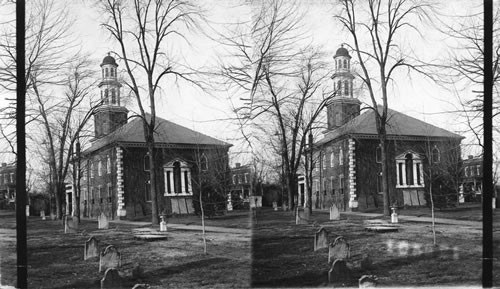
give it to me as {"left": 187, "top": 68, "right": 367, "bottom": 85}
{"left": 251, "top": 208, "right": 500, "bottom": 288}
{"left": 0, "top": 211, "right": 251, "bottom": 288}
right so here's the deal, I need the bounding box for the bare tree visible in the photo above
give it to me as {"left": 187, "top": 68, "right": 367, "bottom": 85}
{"left": 31, "top": 58, "right": 100, "bottom": 219}
{"left": 219, "top": 0, "right": 336, "bottom": 211}
{"left": 99, "top": 0, "right": 204, "bottom": 225}
{"left": 335, "top": 0, "right": 433, "bottom": 215}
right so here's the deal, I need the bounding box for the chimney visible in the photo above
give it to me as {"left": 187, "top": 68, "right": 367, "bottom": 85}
{"left": 468, "top": 155, "right": 474, "bottom": 160}
{"left": 236, "top": 163, "right": 241, "bottom": 168}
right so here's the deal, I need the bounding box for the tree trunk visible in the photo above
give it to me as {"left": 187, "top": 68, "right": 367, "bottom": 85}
{"left": 148, "top": 142, "right": 159, "bottom": 225}
{"left": 380, "top": 135, "right": 391, "bottom": 216}
{"left": 287, "top": 173, "right": 296, "bottom": 212}
{"left": 55, "top": 183, "right": 63, "bottom": 219}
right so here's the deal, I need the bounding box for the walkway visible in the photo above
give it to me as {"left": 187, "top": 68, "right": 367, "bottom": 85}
{"left": 109, "top": 219, "right": 250, "bottom": 235}
{"left": 340, "top": 211, "right": 481, "bottom": 227}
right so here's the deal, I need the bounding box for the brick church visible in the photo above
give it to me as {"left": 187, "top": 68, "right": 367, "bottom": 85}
{"left": 298, "top": 46, "right": 464, "bottom": 212}
{"left": 79, "top": 55, "right": 231, "bottom": 219}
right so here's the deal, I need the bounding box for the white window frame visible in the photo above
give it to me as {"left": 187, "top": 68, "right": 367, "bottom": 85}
{"left": 107, "top": 155, "right": 111, "bottom": 174}
{"left": 10, "top": 172, "right": 14, "bottom": 183}
{"left": 476, "top": 165, "right": 481, "bottom": 176}
{"left": 339, "top": 148, "right": 343, "bottom": 165}
{"left": 163, "top": 159, "right": 193, "bottom": 196}
{"left": 98, "top": 160, "right": 102, "bottom": 177}
{"left": 395, "top": 151, "right": 424, "bottom": 188}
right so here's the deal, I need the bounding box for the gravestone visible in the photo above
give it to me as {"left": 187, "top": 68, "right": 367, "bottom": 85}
{"left": 329, "top": 204, "right": 340, "bottom": 220}
{"left": 295, "top": 209, "right": 308, "bottom": 225}
{"left": 360, "top": 254, "right": 373, "bottom": 270}
{"left": 98, "top": 212, "right": 109, "bottom": 229}
{"left": 272, "top": 201, "right": 278, "bottom": 211}
{"left": 64, "top": 215, "right": 76, "bottom": 233}
{"left": 100, "top": 268, "right": 122, "bottom": 289}
{"left": 99, "top": 245, "right": 121, "bottom": 273}
{"left": 359, "top": 275, "right": 378, "bottom": 288}
{"left": 328, "top": 236, "right": 350, "bottom": 264}
{"left": 314, "top": 228, "right": 329, "bottom": 251}
{"left": 328, "top": 259, "right": 350, "bottom": 283}
{"left": 84, "top": 236, "right": 100, "bottom": 260}
{"left": 40, "top": 210, "right": 46, "bottom": 220}
{"left": 132, "top": 284, "right": 149, "bottom": 289}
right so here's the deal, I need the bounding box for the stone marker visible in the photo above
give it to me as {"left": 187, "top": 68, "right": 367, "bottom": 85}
{"left": 295, "top": 208, "right": 308, "bottom": 225}
{"left": 328, "top": 236, "right": 350, "bottom": 264}
{"left": 359, "top": 275, "right": 378, "bottom": 288}
{"left": 64, "top": 215, "right": 76, "bottom": 233}
{"left": 100, "top": 268, "right": 121, "bottom": 289}
{"left": 99, "top": 245, "right": 121, "bottom": 273}
{"left": 40, "top": 210, "right": 46, "bottom": 220}
{"left": 84, "top": 236, "right": 100, "bottom": 260}
{"left": 314, "top": 228, "right": 329, "bottom": 251}
{"left": 360, "top": 254, "right": 373, "bottom": 270}
{"left": 329, "top": 204, "right": 340, "bottom": 220}
{"left": 272, "top": 201, "right": 278, "bottom": 211}
{"left": 328, "top": 259, "right": 350, "bottom": 283}
{"left": 98, "top": 212, "right": 109, "bottom": 229}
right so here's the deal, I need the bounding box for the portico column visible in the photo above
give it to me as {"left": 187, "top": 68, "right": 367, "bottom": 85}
{"left": 169, "top": 170, "right": 174, "bottom": 194}
{"left": 401, "top": 163, "right": 406, "bottom": 186}
{"left": 413, "top": 162, "right": 419, "bottom": 186}
{"left": 186, "top": 170, "right": 192, "bottom": 193}
{"left": 180, "top": 168, "right": 186, "bottom": 193}
{"left": 419, "top": 163, "right": 424, "bottom": 185}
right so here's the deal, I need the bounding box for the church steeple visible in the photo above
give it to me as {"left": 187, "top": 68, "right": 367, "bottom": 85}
{"left": 326, "top": 45, "right": 360, "bottom": 131}
{"left": 94, "top": 53, "right": 128, "bottom": 139}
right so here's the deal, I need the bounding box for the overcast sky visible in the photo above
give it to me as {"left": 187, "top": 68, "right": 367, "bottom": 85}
{"left": 0, "top": 0, "right": 485, "bottom": 164}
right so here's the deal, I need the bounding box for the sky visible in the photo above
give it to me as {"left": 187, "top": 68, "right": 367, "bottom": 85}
{"left": 0, "top": 0, "right": 486, "bottom": 166}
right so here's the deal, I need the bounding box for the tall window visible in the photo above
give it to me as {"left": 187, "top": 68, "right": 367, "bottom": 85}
{"left": 200, "top": 154, "right": 208, "bottom": 171}
{"left": 98, "top": 160, "right": 102, "bottom": 177}
{"left": 90, "top": 162, "right": 94, "bottom": 178}
{"left": 145, "top": 179, "right": 151, "bottom": 201}
{"left": 339, "top": 148, "right": 343, "bottom": 165}
{"left": 323, "top": 153, "right": 327, "bottom": 169}
{"left": 377, "top": 172, "right": 383, "bottom": 193}
{"left": 107, "top": 155, "right": 111, "bottom": 174}
{"left": 144, "top": 154, "right": 150, "bottom": 171}
{"left": 343, "top": 59, "right": 347, "bottom": 69}
{"left": 376, "top": 145, "right": 382, "bottom": 163}
{"left": 105, "top": 68, "right": 109, "bottom": 77}
{"left": 405, "top": 154, "right": 414, "bottom": 186}
{"left": 432, "top": 146, "right": 440, "bottom": 163}
{"left": 244, "top": 173, "right": 249, "bottom": 183}
{"left": 337, "top": 81, "right": 342, "bottom": 95}
{"left": 111, "top": 89, "right": 116, "bottom": 104}
{"left": 330, "top": 152, "right": 335, "bottom": 168}
{"left": 173, "top": 162, "right": 181, "bottom": 193}
{"left": 104, "top": 89, "right": 109, "bottom": 104}
{"left": 344, "top": 80, "right": 349, "bottom": 95}
{"left": 9, "top": 173, "right": 14, "bottom": 183}
{"left": 107, "top": 183, "right": 112, "bottom": 202}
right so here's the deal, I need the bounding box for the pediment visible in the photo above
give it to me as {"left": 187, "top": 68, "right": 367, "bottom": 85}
{"left": 395, "top": 150, "right": 422, "bottom": 160}
{"left": 163, "top": 158, "right": 190, "bottom": 168}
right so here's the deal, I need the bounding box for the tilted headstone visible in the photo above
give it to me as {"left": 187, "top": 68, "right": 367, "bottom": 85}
{"left": 314, "top": 227, "right": 329, "bottom": 251}
{"left": 295, "top": 208, "right": 308, "bottom": 225}
{"left": 359, "top": 275, "right": 378, "bottom": 288}
{"left": 329, "top": 204, "right": 340, "bottom": 220}
{"left": 64, "top": 215, "right": 76, "bottom": 233}
{"left": 328, "top": 236, "right": 350, "bottom": 264}
{"left": 100, "top": 268, "right": 122, "bottom": 289}
{"left": 98, "top": 212, "right": 109, "bottom": 229}
{"left": 328, "top": 259, "right": 351, "bottom": 283}
{"left": 84, "top": 236, "right": 100, "bottom": 260}
{"left": 99, "top": 245, "right": 121, "bottom": 273}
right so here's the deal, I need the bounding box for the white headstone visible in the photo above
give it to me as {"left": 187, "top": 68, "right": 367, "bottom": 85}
{"left": 98, "top": 212, "right": 109, "bottom": 229}
{"left": 330, "top": 204, "right": 340, "bottom": 220}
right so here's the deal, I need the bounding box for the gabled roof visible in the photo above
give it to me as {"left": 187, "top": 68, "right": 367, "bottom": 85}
{"left": 316, "top": 106, "right": 463, "bottom": 146}
{"left": 84, "top": 114, "right": 231, "bottom": 154}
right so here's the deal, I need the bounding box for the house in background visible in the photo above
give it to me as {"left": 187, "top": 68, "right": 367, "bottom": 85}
{"left": 78, "top": 55, "right": 232, "bottom": 220}
{"left": 460, "top": 155, "right": 482, "bottom": 203}
{"left": 302, "top": 46, "right": 464, "bottom": 212}
{"left": 0, "top": 162, "right": 16, "bottom": 209}
{"left": 229, "top": 163, "right": 263, "bottom": 208}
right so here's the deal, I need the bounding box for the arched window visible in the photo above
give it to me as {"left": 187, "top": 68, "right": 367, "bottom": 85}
{"left": 330, "top": 151, "right": 335, "bottom": 167}
{"left": 104, "top": 89, "right": 109, "bottom": 103}
{"left": 344, "top": 80, "right": 349, "bottom": 95}
{"left": 111, "top": 89, "right": 116, "bottom": 104}
{"left": 343, "top": 59, "right": 347, "bottom": 69}
{"left": 105, "top": 68, "right": 109, "bottom": 77}
{"left": 173, "top": 161, "right": 181, "bottom": 194}
{"left": 200, "top": 154, "right": 208, "bottom": 171}
{"left": 376, "top": 145, "right": 382, "bottom": 163}
{"left": 405, "top": 154, "right": 414, "bottom": 185}
{"left": 144, "top": 153, "right": 150, "bottom": 171}
{"left": 337, "top": 81, "right": 342, "bottom": 95}
{"left": 432, "top": 147, "right": 440, "bottom": 163}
